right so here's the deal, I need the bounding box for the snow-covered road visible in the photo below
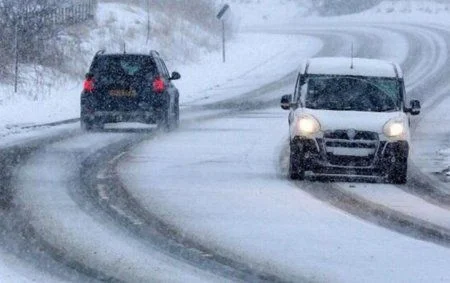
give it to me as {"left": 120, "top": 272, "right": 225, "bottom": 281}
{"left": 118, "top": 23, "right": 450, "bottom": 282}
{"left": 3, "top": 15, "right": 450, "bottom": 283}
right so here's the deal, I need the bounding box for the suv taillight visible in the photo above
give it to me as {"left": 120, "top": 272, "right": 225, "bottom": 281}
{"left": 83, "top": 78, "right": 95, "bottom": 93}
{"left": 152, "top": 77, "right": 165, "bottom": 93}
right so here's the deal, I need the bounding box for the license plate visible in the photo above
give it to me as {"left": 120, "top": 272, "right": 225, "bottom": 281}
{"left": 109, "top": 89, "right": 137, "bottom": 97}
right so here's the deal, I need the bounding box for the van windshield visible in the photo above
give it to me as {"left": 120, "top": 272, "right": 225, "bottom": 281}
{"left": 305, "top": 75, "right": 402, "bottom": 112}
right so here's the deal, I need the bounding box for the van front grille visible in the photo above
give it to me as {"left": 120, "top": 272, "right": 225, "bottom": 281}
{"left": 321, "top": 130, "right": 380, "bottom": 167}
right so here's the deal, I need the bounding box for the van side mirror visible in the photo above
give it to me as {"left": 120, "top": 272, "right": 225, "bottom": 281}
{"left": 280, "top": 94, "right": 292, "bottom": 110}
{"left": 409, "top": 100, "right": 421, "bottom": 116}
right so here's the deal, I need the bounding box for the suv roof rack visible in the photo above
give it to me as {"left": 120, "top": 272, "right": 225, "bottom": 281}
{"left": 150, "top": 50, "right": 160, "bottom": 57}
{"left": 95, "top": 49, "right": 106, "bottom": 56}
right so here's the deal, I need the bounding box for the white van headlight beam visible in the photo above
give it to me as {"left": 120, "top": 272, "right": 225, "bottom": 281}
{"left": 297, "top": 115, "right": 321, "bottom": 135}
{"left": 383, "top": 119, "right": 405, "bottom": 137}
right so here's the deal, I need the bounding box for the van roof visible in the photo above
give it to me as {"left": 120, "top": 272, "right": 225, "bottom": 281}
{"left": 304, "top": 57, "right": 402, "bottom": 79}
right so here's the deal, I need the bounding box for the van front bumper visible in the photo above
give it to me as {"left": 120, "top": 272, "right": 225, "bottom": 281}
{"left": 291, "top": 136, "right": 409, "bottom": 178}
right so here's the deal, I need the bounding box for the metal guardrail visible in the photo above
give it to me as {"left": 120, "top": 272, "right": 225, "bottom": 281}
{"left": 33, "top": 0, "right": 97, "bottom": 26}
{"left": 3, "top": 0, "right": 97, "bottom": 27}
{"left": 0, "top": 0, "right": 98, "bottom": 91}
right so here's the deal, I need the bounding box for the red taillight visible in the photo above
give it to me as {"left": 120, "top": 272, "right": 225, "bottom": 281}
{"left": 83, "top": 78, "right": 95, "bottom": 93}
{"left": 152, "top": 77, "right": 165, "bottom": 93}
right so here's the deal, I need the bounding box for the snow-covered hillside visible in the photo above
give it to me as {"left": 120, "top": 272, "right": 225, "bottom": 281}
{"left": 228, "top": 0, "right": 313, "bottom": 27}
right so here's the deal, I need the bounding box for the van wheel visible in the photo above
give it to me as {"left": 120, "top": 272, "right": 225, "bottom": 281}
{"left": 289, "top": 143, "right": 305, "bottom": 180}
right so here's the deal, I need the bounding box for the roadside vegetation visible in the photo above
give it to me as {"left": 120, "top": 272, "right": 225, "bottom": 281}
{"left": 0, "top": 0, "right": 220, "bottom": 83}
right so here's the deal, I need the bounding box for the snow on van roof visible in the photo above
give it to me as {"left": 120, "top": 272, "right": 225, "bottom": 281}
{"left": 305, "top": 57, "right": 402, "bottom": 78}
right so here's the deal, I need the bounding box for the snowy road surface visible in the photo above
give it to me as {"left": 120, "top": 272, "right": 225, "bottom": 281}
{"left": 2, "top": 12, "right": 450, "bottom": 283}
{"left": 118, "top": 22, "right": 450, "bottom": 282}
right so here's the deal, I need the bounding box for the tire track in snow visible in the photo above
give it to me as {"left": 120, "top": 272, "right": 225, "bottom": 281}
{"left": 79, "top": 140, "right": 291, "bottom": 283}
{"left": 0, "top": 129, "right": 118, "bottom": 282}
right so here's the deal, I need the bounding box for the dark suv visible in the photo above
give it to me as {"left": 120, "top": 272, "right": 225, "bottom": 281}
{"left": 80, "top": 50, "right": 181, "bottom": 131}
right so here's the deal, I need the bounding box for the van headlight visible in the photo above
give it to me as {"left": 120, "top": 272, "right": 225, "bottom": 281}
{"left": 297, "top": 114, "right": 321, "bottom": 135}
{"left": 383, "top": 119, "right": 405, "bottom": 137}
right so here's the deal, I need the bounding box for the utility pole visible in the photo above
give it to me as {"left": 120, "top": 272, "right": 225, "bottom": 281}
{"left": 14, "top": 23, "right": 19, "bottom": 93}
{"left": 216, "top": 4, "right": 230, "bottom": 63}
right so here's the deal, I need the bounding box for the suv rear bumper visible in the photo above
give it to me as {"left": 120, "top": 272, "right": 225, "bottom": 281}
{"left": 80, "top": 94, "right": 169, "bottom": 124}
{"left": 81, "top": 110, "right": 159, "bottom": 124}
{"left": 292, "top": 137, "right": 409, "bottom": 179}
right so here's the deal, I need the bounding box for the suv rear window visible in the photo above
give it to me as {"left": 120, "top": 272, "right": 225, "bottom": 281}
{"left": 90, "top": 55, "right": 157, "bottom": 86}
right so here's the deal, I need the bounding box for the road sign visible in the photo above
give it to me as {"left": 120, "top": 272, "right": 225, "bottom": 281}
{"left": 217, "top": 4, "right": 230, "bottom": 63}
{"left": 217, "top": 4, "right": 230, "bottom": 20}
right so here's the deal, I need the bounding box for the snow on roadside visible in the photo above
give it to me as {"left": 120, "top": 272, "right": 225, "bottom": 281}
{"left": 177, "top": 33, "right": 322, "bottom": 106}
{"left": 413, "top": 94, "right": 450, "bottom": 181}
{"left": 229, "top": 0, "right": 312, "bottom": 28}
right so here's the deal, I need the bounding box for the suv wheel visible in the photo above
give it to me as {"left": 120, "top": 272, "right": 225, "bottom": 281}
{"left": 173, "top": 98, "right": 180, "bottom": 129}
{"left": 81, "top": 119, "right": 93, "bottom": 131}
{"left": 387, "top": 158, "right": 407, "bottom": 184}
{"left": 81, "top": 117, "right": 104, "bottom": 132}
{"left": 289, "top": 142, "right": 305, "bottom": 180}
{"left": 157, "top": 108, "right": 170, "bottom": 131}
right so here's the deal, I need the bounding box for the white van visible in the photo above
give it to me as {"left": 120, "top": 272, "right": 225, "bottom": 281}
{"left": 281, "top": 57, "right": 421, "bottom": 184}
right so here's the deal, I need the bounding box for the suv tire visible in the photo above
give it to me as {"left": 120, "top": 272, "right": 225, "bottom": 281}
{"left": 173, "top": 98, "right": 180, "bottom": 129}
{"left": 157, "top": 108, "right": 171, "bottom": 131}
{"left": 81, "top": 119, "right": 94, "bottom": 131}
{"left": 289, "top": 143, "right": 305, "bottom": 180}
